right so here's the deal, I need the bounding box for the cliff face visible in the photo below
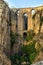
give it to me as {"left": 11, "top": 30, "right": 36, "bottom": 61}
{"left": 0, "top": 0, "right": 43, "bottom": 65}
{"left": 0, "top": 0, "right": 11, "bottom": 65}
{"left": 31, "top": 61, "right": 43, "bottom": 65}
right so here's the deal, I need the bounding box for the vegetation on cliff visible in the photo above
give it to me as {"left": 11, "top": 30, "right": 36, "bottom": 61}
{"left": 10, "top": 31, "right": 15, "bottom": 49}
{"left": 24, "top": 30, "right": 35, "bottom": 41}
{"left": 10, "top": 30, "right": 42, "bottom": 65}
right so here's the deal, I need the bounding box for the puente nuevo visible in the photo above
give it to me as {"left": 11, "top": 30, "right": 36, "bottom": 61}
{"left": 0, "top": 0, "right": 43, "bottom": 65}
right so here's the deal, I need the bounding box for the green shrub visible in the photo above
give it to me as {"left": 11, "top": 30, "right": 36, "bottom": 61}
{"left": 25, "top": 35, "right": 32, "bottom": 41}
{"left": 10, "top": 31, "right": 15, "bottom": 48}
{"left": 22, "top": 41, "right": 36, "bottom": 54}
{"left": 20, "top": 56, "right": 26, "bottom": 62}
{"left": 29, "top": 52, "right": 37, "bottom": 63}
{"left": 10, "top": 54, "right": 20, "bottom": 64}
{"left": 21, "top": 40, "right": 37, "bottom": 63}
{"left": 10, "top": 40, "right": 40, "bottom": 64}
{"left": 10, "top": 54, "right": 26, "bottom": 65}
{"left": 25, "top": 30, "right": 35, "bottom": 41}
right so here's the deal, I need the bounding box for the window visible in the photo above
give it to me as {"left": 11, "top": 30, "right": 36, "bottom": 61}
{"left": 17, "top": 10, "right": 20, "bottom": 16}
{"left": 31, "top": 10, "right": 35, "bottom": 15}
{"left": 23, "top": 13, "right": 28, "bottom": 30}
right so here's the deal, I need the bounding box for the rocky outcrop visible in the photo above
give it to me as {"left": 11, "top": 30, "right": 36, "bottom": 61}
{"left": 0, "top": 51, "right": 11, "bottom": 65}
{"left": 0, "top": 0, "right": 11, "bottom": 65}
{"left": 31, "top": 61, "right": 43, "bottom": 65}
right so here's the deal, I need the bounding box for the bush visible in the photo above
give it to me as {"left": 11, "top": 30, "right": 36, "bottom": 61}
{"left": 25, "top": 30, "right": 35, "bottom": 41}
{"left": 29, "top": 52, "right": 37, "bottom": 63}
{"left": 10, "top": 40, "right": 40, "bottom": 64}
{"left": 10, "top": 31, "right": 15, "bottom": 48}
{"left": 21, "top": 40, "right": 36, "bottom": 54}
{"left": 10, "top": 54, "right": 26, "bottom": 65}
{"left": 21, "top": 40, "right": 37, "bottom": 63}
{"left": 10, "top": 54, "right": 20, "bottom": 64}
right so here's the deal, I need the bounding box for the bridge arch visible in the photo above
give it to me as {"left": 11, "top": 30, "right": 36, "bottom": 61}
{"left": 23, "top": 13, "right": 28, "bottom": 30}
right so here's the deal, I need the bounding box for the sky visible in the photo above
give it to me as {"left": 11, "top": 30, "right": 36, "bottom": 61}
{"left": 4, "top": 0, "right": 43, "bottom": 8}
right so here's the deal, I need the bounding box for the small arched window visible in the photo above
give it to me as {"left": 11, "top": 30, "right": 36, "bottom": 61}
{"left": 24, "top": 13, "right": 28, "bottom": 17}
{"left": 17, "top": 10, "right": 20, "bottom": 16}
{"left": 31, "top": 10, "right": 35, "bottom": 15}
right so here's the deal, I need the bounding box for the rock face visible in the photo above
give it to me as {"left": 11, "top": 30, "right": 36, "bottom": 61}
{"left": 0, "top": 0, "right": 11, "bottom": 65}
{"left": 0, "top": 51, "right": 11, "bottom": 65}
{"left": 31, "top": 61, "right": 43, "bottom": 65}
{"left": 0, "top": 0, "right": 43, "bottom": 65}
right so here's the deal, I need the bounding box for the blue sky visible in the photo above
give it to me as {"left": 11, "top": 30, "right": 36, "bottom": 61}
{"left": 4, "top": 0, "right": 43, "bottom": 8}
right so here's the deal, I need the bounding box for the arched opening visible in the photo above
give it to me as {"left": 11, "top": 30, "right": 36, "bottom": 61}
{"left": 23, "top": 13, "right": 28, "bottom": 30}
{"left": 17, "top": 10, "right": 20, "bottom": 16}
{"left": 23, "top": 32, "right": 27, "bottom": 38}
{"left": 31, "top": 10, "right": 35, "bottom": 15}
